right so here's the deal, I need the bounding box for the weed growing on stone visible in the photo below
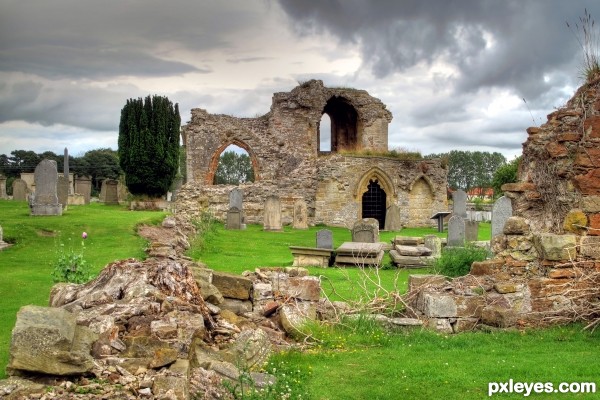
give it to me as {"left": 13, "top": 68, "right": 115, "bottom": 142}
{"left": 51, "top": 235, "right": 92, "bottom": 284}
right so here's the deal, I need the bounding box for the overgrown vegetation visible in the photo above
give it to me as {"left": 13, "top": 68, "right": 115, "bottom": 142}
{"left": 491, "top": 156, "right": 520, "bottom": 198}
{"left": 434, "top": 244, "right": 490, "bottom": 277}
{"left": 567, "top": 9, "right": 600, "bottom": 82}
{"left": 339, "top": 147, "right": 422, "bottom": 160}
{"left": 50, "top": 236, "right": 92, "bottom": 284}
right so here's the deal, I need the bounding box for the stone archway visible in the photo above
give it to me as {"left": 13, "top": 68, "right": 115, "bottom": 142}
{"left": 205, "top": 139, "right": 259, "bottom": 185}
{"left": 321, "top": 96, "right": 358, "bottom": 152}
{"left": 355, "top": 167, "right": 396, "bottom": 228}
{"left": 362, "top": 179, "right": 387, "bottom": 228}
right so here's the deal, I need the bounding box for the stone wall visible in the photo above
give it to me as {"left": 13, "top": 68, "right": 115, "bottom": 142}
{"left": 408, "top": 78, "right": 600, "bottom": 331}
{"left": 177, "top": 80, "right": 448, "bottom": 228}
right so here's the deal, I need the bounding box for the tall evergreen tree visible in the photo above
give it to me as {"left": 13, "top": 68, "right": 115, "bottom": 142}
{"left": 118, "top": 95, "right": 180, "bottom": 196}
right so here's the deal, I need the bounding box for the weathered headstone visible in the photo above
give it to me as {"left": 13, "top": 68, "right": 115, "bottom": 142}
{"left": 352, "top": 218, "right": 379, "bottom": 243}
{"left": 30, "top": 159, "right": 62, "bottom": 216}
{"left": 447, "top": 215, "right": 465, "bottom": 247}
{"left": 424, "top": 235, "right": 442, "bottom": 257}
{"left": 57, "top": 175, "right": 69, "bottom": 211}
{"left": 292, "top": 199, "right": 308, "bottom": 229}
{"left": 452, "top": 190, "right": 468, "bottom": 219}
{"left": 316, "top": 229, "right": 333, "bottom": 249}
{"left": 491, "top": 196, "right": 513, "bottom": 238}
{"left": 74, "top": 175, "right": 92, "bottom": 204}
{"left": 12, "top": 179, "right": 27, "bottom": 201}
{"left": 384, "top": 204, "right": 402, "bottom": 231}
{"left": 101, "top": 179, "right": 119, "bottom": 205}
{"left": 63, "top": 148, "right": 69, "bottom": 191}
{"left": 0, "top": 174, "right": 7, "bottom": 199}
{"left": 226, "top": 207, "right": 242, "bottom": 230}
{"left": 263, "top": 195, "right": 282, "bottom": 231}
{"left": 229, "top": 188, "right": 243, "bottom": 210}
{"left": 465, "top": 220, "right": 479, "bottom": 242}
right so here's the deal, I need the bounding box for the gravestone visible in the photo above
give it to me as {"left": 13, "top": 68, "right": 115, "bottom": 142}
{"left": 0, "top": 225, "right": 9, "bottom": 250}
{"left": 316, "top": 229, "right": 333, "bottom": 249}
{"left": 424, "top": 235, "right": 442, "bottom": 257}
{"left": 57, "top": 175, "right": 69, "bottom": 211}
{"left": 384, "top": 204, "right": 402, "bottom": 231}
{"left": 263, "top": 195, "right": 282, "bottom": 231}
{"left": 352, "top": 218, "right": 379, "bottom": 243}
{"left": 465, "top": 220, "right": 479, "bottom": 242}
{"left": 452, "top": 190, "right": 468, "bottom": 219}
{"left": 491, "top": 196, "right": 513, "bottom": 238}
{"left": 229, "top": 188, "right": 243, "bottom": 210}
{"left": 0, "top": 174, "right": 6, "bottom": 199}
{"left": 30, "top": 159, "right": 62, "bottom": 216}
{"left": 292, "top": 199, "right": 308, "bottom": 229}
{"left": 447, "top": 215, "right": 465, "bottom": 247}
{"left": 101, "top": 179, "right": 119, "bottom": 205}
{"left": 74, "top": 176, "right": 92, "bottom": 204}
{"left": 226, "top": 207, "right": 242, "bottom": 230}
{"left": 12, "top": 179, "right": 27, "bottom": 201}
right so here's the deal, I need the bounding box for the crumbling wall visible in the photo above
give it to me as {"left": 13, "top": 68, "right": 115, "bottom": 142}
{"left": 408, "top": 78, "right": 600, "bottom": 331}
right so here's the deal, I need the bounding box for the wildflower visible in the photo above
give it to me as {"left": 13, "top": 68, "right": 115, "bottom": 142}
{"left": 82, "top": 232, "right": 88, "bottom": 239}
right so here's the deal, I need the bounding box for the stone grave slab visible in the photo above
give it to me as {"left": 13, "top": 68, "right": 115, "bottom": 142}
{"left": 335, "top": 242, "right": 384, "bottom": 266}
{"left": 289, "top": 246, "right": 333, "bottom": 267}
{"left": 292, "top": 199, "right": 308, "bottom": 229}
{"left": 452, "top": 190, "right": 467, "bottom": 218}
{"left": 30, "top": 160, "right": 62, "bottom": 216}
{"left": 12, "top": 179, "right": 28, "bottom": 201}
{"left": 226, "top": 207, "right": 242, "bottom": 230}
{"left": 263, "top": 195, "right": 282, "bottom": 231}
{"left": 351, "top": 218, "right": 379, "bottom": 243}
{"left": 447, "top": 215, "right": 465, "bottom": 247}
{"left": 384, "top": 204, "right": 402, "bottom": 231}
{"left": 491, "top": 196, "right": 513, "bottom": 238}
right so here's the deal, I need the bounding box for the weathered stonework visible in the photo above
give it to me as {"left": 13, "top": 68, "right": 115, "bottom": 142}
{"left": 177, "top": 80, "right": 447, "bottom": 228}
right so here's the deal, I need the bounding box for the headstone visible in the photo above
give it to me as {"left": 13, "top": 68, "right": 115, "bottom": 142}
{"left": 292, "top": 199, "right": 308, "bottom": 229}
{"left": 102, "top": 179, "right": 119, "bottom": 205}
{"left": 229, "top": 188, "right": 243, "bottom": 210}
{"left": 0, "top": 224, "right": 9, "bottom": 250}
{"left": 30, "top": 159, "right": 62, "bottom": 216}
{"left": 447, "top": 215, "right": 465, "bottom": 247}
{"left": 63, "top": 148, "right": 69, "bottom": 189}
{"left": 57, "top": 175, "right": 69, "bottom": 211}
{"left": 352, "top": 218, "right": 379, "bottom": 243}
{"left": 12, "top": 179, "right": 28, "bottom": 201}
{"left": 424, "top": 235, "right": 442, "bottom": 257}
{"left": 263, "top": 195, "right": 282, "bottom": 231}
{"left": 74, "top": 176, "right": 92, "bottom": 204}
{"left": 226, "top": 207, "right": 242, "bottom": 230}
{"left": 491, "top": 196, "right": 513, "bottom": 238}
{"left": 316, "top": 229, "right": 333, "bottom": 250}
{"left": 452, "top": 190, "right": 468, "bottom": 219}
{"left": 465, "top": 220, "right": 479, "bottom": 242}
{"left": 0, "top": 174, "right": 7, "bottom": 199}
{"left": 384, "top": 204, "right": 402, "bottom": 231}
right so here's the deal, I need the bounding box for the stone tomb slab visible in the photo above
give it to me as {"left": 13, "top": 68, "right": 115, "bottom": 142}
{"left": 335, "top": 242, "right": 384, "bottom": 266}
{"left": 389, "top": 250, "right": 435, "bottom": 268}
{"left": 289, "top": 246, "right": 333, "bottom": 268}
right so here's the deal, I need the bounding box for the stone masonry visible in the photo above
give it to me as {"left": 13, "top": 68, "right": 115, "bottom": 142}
{"left": 408, "top": 77, "right": 600, "bottom": 331}
{"left": 177, "top": 80, "right": 447, "bottom": 228}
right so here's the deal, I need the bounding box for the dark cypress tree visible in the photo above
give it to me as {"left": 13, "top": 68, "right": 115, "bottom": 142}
{"left": 118, "top": 95, "right": 181, "bottom": 196}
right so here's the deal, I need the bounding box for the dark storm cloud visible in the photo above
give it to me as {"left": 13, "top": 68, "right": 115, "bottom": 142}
{"left": 276, "top": 0, "right": 599, "bottom": 100}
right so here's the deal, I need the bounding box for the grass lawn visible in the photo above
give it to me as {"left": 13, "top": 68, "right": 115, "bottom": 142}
{"left": 0, "top": 200, "right": 166, "bottom": 379}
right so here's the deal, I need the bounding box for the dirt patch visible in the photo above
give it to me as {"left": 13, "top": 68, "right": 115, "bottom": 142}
{"left": 36, "top": 229, "right": 57, "bottom": 237}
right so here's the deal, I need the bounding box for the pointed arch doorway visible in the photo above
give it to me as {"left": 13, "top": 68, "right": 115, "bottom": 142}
{"left": 361, "top": 179, "right": 387, "bottom": 228}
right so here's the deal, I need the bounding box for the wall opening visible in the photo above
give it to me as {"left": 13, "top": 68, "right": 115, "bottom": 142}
{"left": 318, "top": 113, "right": 332, "bottom": 152}
{"left": 322, "top": 96, "right": 358, "bottom": 152}
{"left": 211, "top": 143, "right": 256, "bottom": 185}
{"left": 362, "top": 179, "right": 387, "bottom": 228}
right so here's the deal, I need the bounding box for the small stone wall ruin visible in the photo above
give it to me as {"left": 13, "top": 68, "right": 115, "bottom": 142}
{"left": 176, "top": 80, "right": 447, "bottom": 228}
{"left": 408, "top": 78, "right": 600, "bottom": 332}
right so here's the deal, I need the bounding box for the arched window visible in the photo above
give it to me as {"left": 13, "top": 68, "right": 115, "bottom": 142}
{"left": 362, "top": 179, "right": 387, "bottom": 228}
{"left": 318, "top": 113, "right": 332, "bottom": 152}
{"left": 213, "top": 144, "right": 255, "bottom": 185}
{"left": 321, "top": 96, "right": 358, "bottom": 152}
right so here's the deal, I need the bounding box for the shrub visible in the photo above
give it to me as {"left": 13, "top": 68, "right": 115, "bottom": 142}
{"left": 51, "top": 238, "right": 92, "bottom": 284}
{"left": 434, "top": 245, "right": 489, "bottom": 277}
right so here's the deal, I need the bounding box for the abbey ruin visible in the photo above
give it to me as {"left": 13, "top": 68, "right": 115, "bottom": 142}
{"left": 177, "top": 80, "right": 447, "bottom": 228}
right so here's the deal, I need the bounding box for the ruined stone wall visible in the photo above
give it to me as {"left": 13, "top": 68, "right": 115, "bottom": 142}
{"left": 409, "top": 78, "right": 600, "bottom": 332}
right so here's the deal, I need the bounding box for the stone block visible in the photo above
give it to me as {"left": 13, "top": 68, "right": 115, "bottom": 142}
{"left": 212, "top": 271, "right": 253, "bottom": 300}
{"left": 395, "top": 245, "right": 432, "bottom": 256}
{"left": 580, "top": 236, "right": 600, "bottom": 258}
{"left": 389, "top": 251, "right": 435, "bottom": 267}
{"left": 470, "top": 259, "right": 504, "bottom": 276}
{"left": 274, "top": 276, "right": 321, "bottom": 302}
{"left": 408, "top": 274, "right": 447, "bottom": 292}
{"left": 480, "top": 306, "right": 517, "bottom": 328}
{"left": 455, "top": 296, "right": 485, "bottom": 318}
{"left": 590, "top": 214, "right": 600, "bottom": 236}
{"left": 503, "top": 216, "right": 530, "bottom": 235}
{"left": 533, "top": 234, "right": 577, "bottom": 261}
{"left": 426, "top": 318, "right": 453, "bottom": 334}
{"left": 393, "top": 236, "right": 423, "bottom": 246}
{"left": 280, "top": 302, "right": 317, "bottom": 339}
{"left": 421, "top": 293, "right": 457, "bottom": 318}
{"left": 219, "top": 298, "right": 253, "bottom": 315}
{"left": 453, "top": 318, "right": 478, "bottom": 332}
{"left": 573, "top": 169, "right": 600, "bottom": 195}
{"left": 562, "top": 209, "right": 588, "bottom": 234}
{"left": 253, "top": 282, "right": 273, "bottom": 302}
{"left": 289, "top": 246, "right": 332, "bottom": 267}
{"left": 582, "top": 196, "right": 600, "bottom": 212}
{"left": 494, "top": 282, "right": 520, "bottom": 294}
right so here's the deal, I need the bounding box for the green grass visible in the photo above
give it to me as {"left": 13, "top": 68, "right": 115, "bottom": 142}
{"left": 0, "top": 200, "right": 166, "bottom": 379}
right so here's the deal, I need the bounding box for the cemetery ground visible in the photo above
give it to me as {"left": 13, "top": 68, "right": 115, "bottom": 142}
{"left": 0, "top": 201, "right": 598, "bottom": 399}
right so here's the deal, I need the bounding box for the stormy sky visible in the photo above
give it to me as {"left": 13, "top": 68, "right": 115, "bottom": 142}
{"left": 0, "top": 0, "right": 598, "bottom": 159}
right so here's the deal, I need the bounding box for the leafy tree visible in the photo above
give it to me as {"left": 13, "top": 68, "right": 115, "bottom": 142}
{"left": 214, "top": 151, "right": 255, "bottom": 185}
{"left": 118, "top": 95, "right": 180, "bottom": 196}
{"left": 7, "top": 150, "right": 40, "bottom": 176}
{"left": 76, "top": 148, "right": 122, "bottom": 193}
{"left": 492, "top": 156, "right": 520, "bottom": 197}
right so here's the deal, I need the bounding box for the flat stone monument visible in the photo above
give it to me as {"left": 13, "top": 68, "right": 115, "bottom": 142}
{"left": 384, "top": 204, "right": 402, "bottom": 231}
{"left": 491, "top": 196, "right": 513, "bottom": 238}
{"left": 335, "top": 242, "right": 384, "bottom": 266}
{"left": 447, "top": 215, "right": 465, "bottom": 247}
{"left": 316, "top": 229, "right": 333, "bottom": 249}
{"left": 452, "top": 190, "right": 468, "bottom": 219}
{"left": 263, "top": 195, "right": 282, "bottom": 231}
{"left": 30, "top": 159, "right": 62, "bottom": 216}
{"left": 292, "top": 199, "right": 308, "bottom": 229}
{"left": 12, "top": 179, "right": 27, "bottom": 201}
{"left": 352, "top": 218, "right": 379, "bottom": 243}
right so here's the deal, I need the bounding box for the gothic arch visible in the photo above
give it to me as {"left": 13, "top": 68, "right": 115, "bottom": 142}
{"left": 205, "top": 139, "right": 260, "bottom": 185}
{"left": 320, "top": 96, "right": 359, "bottom": 152}
{"left": 408, "top": 174, "right": 435, "bottom": 193}
{"left": 355, "top": 167, "right": 396, "bottom": 200}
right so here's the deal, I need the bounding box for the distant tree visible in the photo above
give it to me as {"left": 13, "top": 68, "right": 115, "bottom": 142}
{"left": 492, "top": 156, "right": 520, "bottom": 197}
{"left": 118, "top": 95, "right": 180, "bottom": 196}
{"left": 76, "top": 148, "right": 122, "bottom": 193}
{"left": 213, "top": 151, "right": 255, "bottom": 185}
{"left": 7, "top": 150, "right": 40, "bottom": 176}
